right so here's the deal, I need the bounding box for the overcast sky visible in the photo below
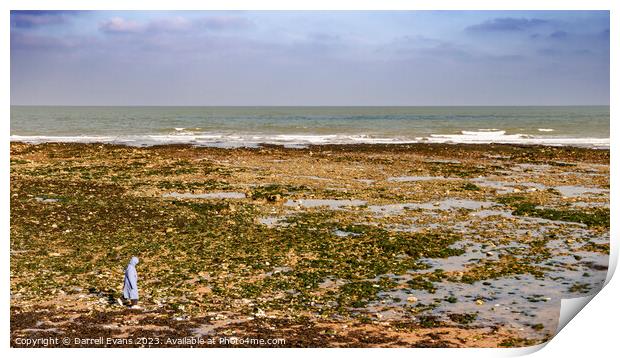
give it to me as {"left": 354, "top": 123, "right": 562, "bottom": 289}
{"left": 10, "top": 11, "right": 609, "bottom": 106}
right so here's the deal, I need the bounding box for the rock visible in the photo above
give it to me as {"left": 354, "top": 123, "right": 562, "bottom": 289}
{"left": 475, "top": 299, "right": 484, "bottom": 305}
{"left": 485, "top": 251, "right": 495, "bottom": 257}
{"left": 267, "top": 194, "right": 281, "bottom": 202}
{"left": 254, "top": 308, "right": 266, "bottom": 318}
{"left": 36, "top": 197, "right": 59, "bottom": 203}
{"left": 51, "top": 224, "right": 58, "bottom": 229}
{"left": 513, "top": 188, "right": 522, "bottom": 193}
{"left": 407, "top": 296, "right": 418, "bottom": 303}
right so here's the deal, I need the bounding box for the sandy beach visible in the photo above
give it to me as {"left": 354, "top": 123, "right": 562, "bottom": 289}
{"left": 10, "top": 142, "right": 609, "bottom": 347}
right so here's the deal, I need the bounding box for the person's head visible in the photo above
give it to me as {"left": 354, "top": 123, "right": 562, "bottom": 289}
{"left": 129, "top": 256, "right": 139, "bottom": 266}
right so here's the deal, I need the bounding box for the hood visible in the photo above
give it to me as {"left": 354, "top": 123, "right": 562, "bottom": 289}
{"left": 129, "top": 256, "right": 139, "bottom": 266}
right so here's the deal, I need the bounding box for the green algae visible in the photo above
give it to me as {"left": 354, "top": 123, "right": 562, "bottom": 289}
{"left": 458, "top": 257, "right": 546, "bottom": 284}
{"left": 498, "top": 196, "right": 609, "bottom": 228}
{"left": 417, "top": 315, "right": 442, "bottom": 328}
{"left": 448, "top": 313, "right": 477, "bottom": 325}
{"left": 499, "top": 337, "right": 539, "bottom": 347}
{"left": 568, "top": 283, "right": 592, "bottom": 294}
{"left": 462, "top": 183, "right": 481, "bottom": 191}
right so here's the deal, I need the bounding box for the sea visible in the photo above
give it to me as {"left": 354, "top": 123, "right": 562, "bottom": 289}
{"left": 10, "top": 106, "right": 610, "bottom": 148}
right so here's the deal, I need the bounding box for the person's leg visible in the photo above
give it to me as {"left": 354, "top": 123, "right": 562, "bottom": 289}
{"left": 131, "top": 299, "right": 138, "bottom": 306}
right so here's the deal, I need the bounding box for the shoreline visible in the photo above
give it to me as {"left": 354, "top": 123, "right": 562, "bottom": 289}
{"left": 10, "top": 136, "right": 611, "bottom": 150}
{"left": 9, "top": 139, "right": 612, "bottom": 152}
{"left": 10, "top": 142, "right": 609, "bottom": 347}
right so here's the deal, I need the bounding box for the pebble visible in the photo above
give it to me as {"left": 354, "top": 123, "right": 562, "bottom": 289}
{"left": 255, "top": 308, "right": 266, "bottom": 318}
{"left": 407, "top": 296, "right": 418, "bottom": 303}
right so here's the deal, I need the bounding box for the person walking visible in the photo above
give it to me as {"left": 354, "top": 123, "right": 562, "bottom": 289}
{"left": 118, "top": 256, "right": 140, "bottom": 308}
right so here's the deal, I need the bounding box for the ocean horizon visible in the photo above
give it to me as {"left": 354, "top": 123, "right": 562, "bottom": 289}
{"left": 10, "top": 105, "right": 610, "bottom": 148}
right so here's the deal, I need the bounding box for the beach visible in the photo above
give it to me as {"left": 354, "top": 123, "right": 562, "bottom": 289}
{"left": 10, "top": 141, "right": 609, "bottom": 347}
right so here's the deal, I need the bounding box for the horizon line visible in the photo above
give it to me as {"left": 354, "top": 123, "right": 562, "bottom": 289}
{"left": 10, "top": 104, "right": 611, "bottom": 108}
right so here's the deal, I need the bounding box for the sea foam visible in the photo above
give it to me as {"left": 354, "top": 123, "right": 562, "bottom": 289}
{"left": 10, "top": 130, "right": 609, "bottom": 149}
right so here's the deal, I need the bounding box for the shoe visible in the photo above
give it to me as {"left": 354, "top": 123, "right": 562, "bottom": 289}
{"left": 130, "top": 305, "right": 142, "bottom": 309}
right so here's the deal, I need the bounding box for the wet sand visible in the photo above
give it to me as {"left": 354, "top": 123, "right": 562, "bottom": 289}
{"left": 10, "top": 142, "right": 609, "bottom": 347}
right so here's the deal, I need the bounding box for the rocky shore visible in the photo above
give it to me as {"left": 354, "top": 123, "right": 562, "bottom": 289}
{"left": 10, "top": 142, "right": 609, "bottom": 347}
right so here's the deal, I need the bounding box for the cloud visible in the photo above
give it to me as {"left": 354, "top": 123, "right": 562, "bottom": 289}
{"left": 537, "top": 48, "right": 562, "bottom": 57}
{"left": 99, "top": 17, "right": 145, "bottom": 34}
{"left": 465, "top": 17, "right": 548, "bottom": 33}
{"left": 11, "top": 32, "right": 92, "bottom": 51}
{"left": 549, "top": 30, "right": 568, "bottom": 40}
{"left": 99, "top": 15, "right": 253, "bottom": 35}
{"left": 382, "top": 35, "right": 473, "bottom": 61}
{"left": 10, "top": 10, "right": 79, "bottom": 28}
{"left": 148, "top": 16, "right": 192, "bottom": 33}
{"left": 307, "top": 32, "right": 340, "bottom": 42}
{"left": 599, "top": 28, "right": 610, "bottom": 39}
{"left": 196, "top": 16, "right": 254, "bottom": 31}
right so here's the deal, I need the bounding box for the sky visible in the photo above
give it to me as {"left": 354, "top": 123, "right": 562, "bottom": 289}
{"left": 10, "top": 11, "right": 610, "bottom": 106}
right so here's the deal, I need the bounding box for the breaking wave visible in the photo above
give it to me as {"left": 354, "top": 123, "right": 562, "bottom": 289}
{"left": 10, "top": 130, "right": 609, "bottom": 149}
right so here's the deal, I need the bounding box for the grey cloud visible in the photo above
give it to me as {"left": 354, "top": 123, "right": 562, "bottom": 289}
{"left": 549, "top": 30, "right": 568, "bottom": 40}
{"left": 195, "top": 16, "right": 255, "bottom": 31}
{"left": 308, "top": 32, "right": 341, "bottom": 42}
{"left": 10, "top": 10, "right": 77, "bottom": 28}
{"left": 147, "top": 17, "right": 193, "bottom": 33}
{"left": 383, "top": 35, "right": 474, "bottom": 62}
{"left": 465, "top": 17, "right": 548, "bottom": 33}
{"left": 538, "top": 48, "right": 562, "bottom": 57}
{"left": 11, "top": 32, "right": 94, "bottom": 51}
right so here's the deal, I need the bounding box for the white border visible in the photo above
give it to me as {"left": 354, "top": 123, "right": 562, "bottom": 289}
{"left": 3, "top": 1, "right": 616, "bottom": 357}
